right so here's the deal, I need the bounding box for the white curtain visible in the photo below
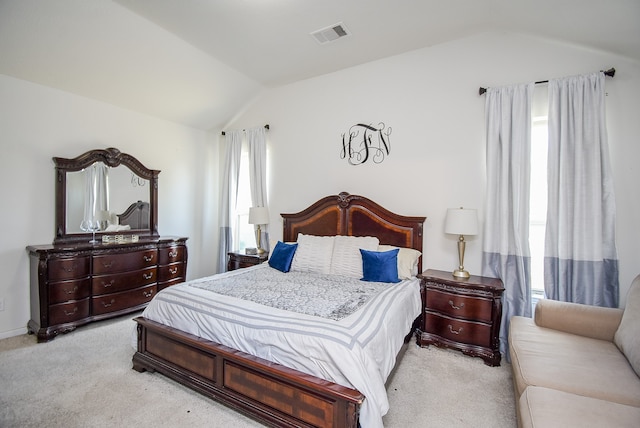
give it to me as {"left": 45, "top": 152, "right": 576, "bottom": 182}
{"left": 247, "top": 126, "right": 270, "bottom": 252}
{"left": 483, "top": 83, "right": 534, "bottom": 359}
{"left": 544, "top": 72, "right": 619, "bottom": 306}
{"left": 217, "top": 131, "right": 243, "bottom": 273}
{"left": 80, "top": 162, "right": 109, "bottom": 231}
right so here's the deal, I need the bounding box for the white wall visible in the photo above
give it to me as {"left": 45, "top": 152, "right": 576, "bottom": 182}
{"left": 0, "top": 74, "right": 219, "bottom": 338}
{"left": 226, "top": 31, "right": 640, "bottom": 307}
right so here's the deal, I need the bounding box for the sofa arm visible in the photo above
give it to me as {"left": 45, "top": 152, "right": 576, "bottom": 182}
{"left": 534, "top": 299, "right": 624, "bottom": 341}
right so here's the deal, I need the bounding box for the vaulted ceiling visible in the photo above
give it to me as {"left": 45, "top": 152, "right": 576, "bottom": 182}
{"left": 1, "top": 0, "right": 638, "bottom": 130}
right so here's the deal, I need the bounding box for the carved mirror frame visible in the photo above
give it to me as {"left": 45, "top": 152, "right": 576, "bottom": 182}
{"left": 53, "top": 147, "right": 159, "bottom": 244}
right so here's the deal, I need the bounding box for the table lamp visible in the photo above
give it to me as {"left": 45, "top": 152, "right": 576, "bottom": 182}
{"left": 248, "top": 206, "right": 269, "bottom": 254}
{"left": 444, "top": 207, "right": 478, "bottom": 278}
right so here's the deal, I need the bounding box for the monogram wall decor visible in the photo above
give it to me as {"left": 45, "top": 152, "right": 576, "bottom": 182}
{"left": 340, "top": 122, "right": 392, "bottom": 166}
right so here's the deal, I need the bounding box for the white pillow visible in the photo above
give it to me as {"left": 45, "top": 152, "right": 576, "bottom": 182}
{"left": 330, "top": 235, "right": 380, "bottom": 278}
{"left": 378, "top": 245, "right": 422, "bottom": 279}
{"left": 290, "top": 234, "right": 335, "bottom": 274}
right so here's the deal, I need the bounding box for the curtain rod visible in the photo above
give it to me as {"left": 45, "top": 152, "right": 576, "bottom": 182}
{"left": 221, "top": 124, "right": 269, "bottom": 136}
{"left": 478, "top": 68, "right": 616, "bottom": 96}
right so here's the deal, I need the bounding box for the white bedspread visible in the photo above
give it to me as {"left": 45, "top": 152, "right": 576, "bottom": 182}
{"left": 136, "top": 264, "right": 421, "bottom": 428}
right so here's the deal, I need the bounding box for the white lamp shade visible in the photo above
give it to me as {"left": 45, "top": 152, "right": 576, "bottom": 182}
{"left": 248, "top": 206, "right": 269, "bottom": 225}
{"left": 444, "top": 208, "right": 478, "bottom": 236}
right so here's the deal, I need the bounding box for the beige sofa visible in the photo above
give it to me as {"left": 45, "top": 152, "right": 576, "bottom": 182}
{"left": 509, "top": 275, "right": 640, "bottom": 427}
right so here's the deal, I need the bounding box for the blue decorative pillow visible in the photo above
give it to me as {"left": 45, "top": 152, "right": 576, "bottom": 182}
{"left": 268, "top": 241, "right": 298, "bottom": 272}
{"left": 360, "top": 248, "right": 401, "bottom": 283}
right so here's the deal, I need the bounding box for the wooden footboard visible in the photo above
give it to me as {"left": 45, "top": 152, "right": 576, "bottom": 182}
{"left": 132, "top": 317, "right": 363, "bottom": 428}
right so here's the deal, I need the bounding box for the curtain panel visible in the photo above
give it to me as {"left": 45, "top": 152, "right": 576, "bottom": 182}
{"left": 217, "top": 131, "right": 243, "bottom": 273}
{"left": 483, "top": 83, "right": 534, "bottom": 358}
{"left": 544, "top": 72, "right": 619, "bottom": 306}
{"left": 247, "top": 126, "right": 270, "bottom": 252}
{"left": 81, "top": 162, "right": 109, "bottom": 232}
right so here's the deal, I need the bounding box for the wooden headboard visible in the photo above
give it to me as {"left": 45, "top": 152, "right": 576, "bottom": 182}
{"left": 282, "top": 191, "right": 426, "bottom": 272}
{"left": 117, "top": 200, "right": 149, "bottom": 229}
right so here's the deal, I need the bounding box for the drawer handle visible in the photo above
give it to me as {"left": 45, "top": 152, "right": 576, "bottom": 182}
{"left": 102, "top": 262, "right": 113, "bottom": 269}
{"left": 448, "top": 300, "right": 465, "bottom": 310}
{"left": 448, "top": 325, "right": 463, "bottom": 335}
{"left": 143, "top": 255, "right": 154, "bottom": 262}
{"left": 65, "top": 286, "right": 79, "bottom": 294}
{"left": 143, "top": 290, "right": 153, "bottom": 298}
{"left": 169, "top": 267, "right": 178, "bottom": 274}
{"left": 62, "top": 264, "right": 77, "bottom": 273}
{"left": 63, "top": 307, "right": 78, "bottom": 316}
{"left": 102, "top": 299, "right": 116, "bottom": 308}
{"left": 168, "top": 250, "right": 178, "bottom": 258}
{"left": 143, "top": 272, "right": 153, "bottom": 280}
{"left": 101, "top": 280, "right": 115, "bottom": 288}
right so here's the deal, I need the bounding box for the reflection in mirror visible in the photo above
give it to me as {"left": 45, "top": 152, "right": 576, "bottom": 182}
{"left": 54, "top": 147, "right": 159, "bottom": 244}
{"left": 66, "top": 163, "right": 150, "bottom": 234}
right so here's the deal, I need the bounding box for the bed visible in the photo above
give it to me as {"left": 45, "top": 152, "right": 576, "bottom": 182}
{"left": 132, "top": 192, "right": 426, "bottom": 428}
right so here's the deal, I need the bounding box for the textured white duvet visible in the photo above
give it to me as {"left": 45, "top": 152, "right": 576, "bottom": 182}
{"left": 135, "top": 264, "right": 421, "bottom": 428}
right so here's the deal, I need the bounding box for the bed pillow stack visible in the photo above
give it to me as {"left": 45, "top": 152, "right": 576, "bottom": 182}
{"left": 377, "top": 245, "right": 422, "bottom": 279}
{"left": 286, "top": 233, "right": 421, "bottom": 283}
{"left": 330, "top": 235, "right": 380, "bottom": 278}
{"left": 290, "top": 234, "right": 335, "bottom": 274}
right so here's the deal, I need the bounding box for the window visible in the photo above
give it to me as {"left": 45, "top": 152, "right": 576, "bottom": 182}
{"left": 234, "top": 148, "right": 256, "bottom": 252}
{"left": 529, "top": 87, "right": 549, "bottom": 308}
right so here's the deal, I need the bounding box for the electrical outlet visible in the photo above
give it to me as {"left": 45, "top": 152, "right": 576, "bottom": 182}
{"left": 0, "top": 298, "right": 4, "bottom": 311}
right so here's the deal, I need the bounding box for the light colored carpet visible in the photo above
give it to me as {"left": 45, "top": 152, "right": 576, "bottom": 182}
{"left": 0, "top": 314, "right": 516, "bottom": 427}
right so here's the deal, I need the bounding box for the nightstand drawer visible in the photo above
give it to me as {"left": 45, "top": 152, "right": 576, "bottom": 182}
{"left": 426, "top": 288, "right": 493, "bottom": 323}
{"left": 425, "top": 312, "right": 491, "bottom": 348}
{"left": 227, "top": 252, "right": 268, "bottom": 271}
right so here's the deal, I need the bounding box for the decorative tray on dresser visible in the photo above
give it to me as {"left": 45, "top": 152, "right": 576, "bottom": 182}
{"left": 27, "top": 147, "right": 188, "bottom": 342}
{"left": 416, "top": 269, "right": 504, "bottom": 366}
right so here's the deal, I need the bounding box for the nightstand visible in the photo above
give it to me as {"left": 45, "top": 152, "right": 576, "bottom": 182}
{"left": 227, "top": 251, "right": 268, "bottom": 271}
{"left": 416, "top": 269, "right": 504, "bottom": 366}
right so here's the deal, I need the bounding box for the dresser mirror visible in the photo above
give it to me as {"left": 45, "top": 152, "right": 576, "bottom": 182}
{"left": 53, "top": 147, "right": 159, "bottom": 243}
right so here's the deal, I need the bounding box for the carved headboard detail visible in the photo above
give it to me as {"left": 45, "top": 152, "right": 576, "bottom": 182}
{"left": 281, "top": 191, "right": 426, "bottom": 271}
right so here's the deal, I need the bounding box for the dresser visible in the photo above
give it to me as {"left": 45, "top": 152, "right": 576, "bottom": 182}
{"left": 416, "top": 269, "right": 504, "bottom": 366}
{"left": 27, "top": 237, "right": 187, "bottom": 342}
{"left": 227, "top": 251, "right": 268, "bottom": 271}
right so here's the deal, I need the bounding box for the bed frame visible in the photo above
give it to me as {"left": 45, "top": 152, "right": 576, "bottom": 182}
{"left": 132, "top": 192, "right": 426, "bottom": 427}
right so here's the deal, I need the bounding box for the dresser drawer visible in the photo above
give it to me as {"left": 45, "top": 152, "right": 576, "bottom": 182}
{"left": 92, "top": 284, "right": 156, "bottom": 316}
{"left": 92, "top": 267, "right": 157, "bottom": 295}
{"left": 159, "top": 246, "right": 185, "bottom": 265}
{"left": 426, "top": 288, "right": 493, "bottom": 323}
{"left": 49, "top": 299, "right": 90, "bottom": 325}
{"left": 93, "top": 249, "right": 157, "bottom": 274}
{"left": 158, "top": 262, "right": 185, "bottom": 282}
{"left": 48, "top": 257, "right": 91, "bottom": 281}
{"left": 158, "top": 277, "right": 183, "bottom": 291}
{"left": 425, "top": 312, "right": 492, "bottom": 348}
{"left": 49, "top": 278, "right": 91, "bottom": 304}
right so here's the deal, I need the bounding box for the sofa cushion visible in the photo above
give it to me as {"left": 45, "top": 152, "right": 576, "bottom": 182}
{"left": 509, "top": 315, "right": 640, "bottom": 407}
{"left": 519, "top": 386, "right": 640, "bottom": 428}
{"left": 614, "top": 274, "right": 640, "bottom": 377}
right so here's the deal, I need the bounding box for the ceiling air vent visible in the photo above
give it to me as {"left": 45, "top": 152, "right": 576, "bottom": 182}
{"left": 310, "top": 22, "right": 350, "bottom": 45}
